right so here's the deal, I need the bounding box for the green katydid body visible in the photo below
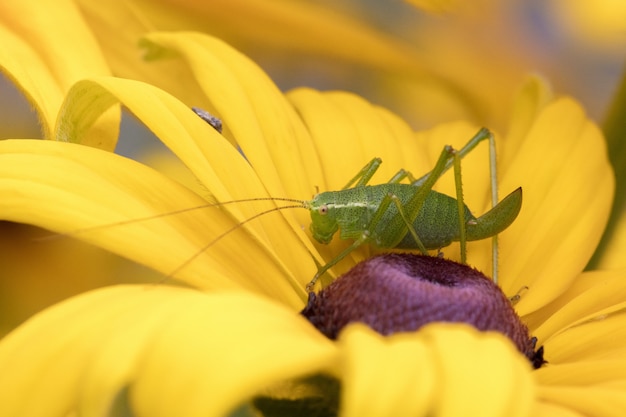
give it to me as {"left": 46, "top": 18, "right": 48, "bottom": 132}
{"left": 300, "top": 127, "right": 522, "bottom": 290}
{"left": 307, "top": 183, "right": 522, "bottom": 251}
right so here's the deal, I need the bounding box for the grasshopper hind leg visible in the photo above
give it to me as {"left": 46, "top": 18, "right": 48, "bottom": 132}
{"left": 414, "top": 129, "right": 502, "bottom": 283}
{"left": 452, "top": 131, "right": 503, "bottom": 284}
{"left": 487, "top": 131, "right": 501, "bottom": 285}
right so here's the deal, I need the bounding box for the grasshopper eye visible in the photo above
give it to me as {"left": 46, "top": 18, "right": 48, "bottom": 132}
{"left": 318, "top": 205, "right": 329, "bottom": 215}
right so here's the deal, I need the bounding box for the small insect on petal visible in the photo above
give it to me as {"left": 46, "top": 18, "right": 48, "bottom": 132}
{"left": 192, "top": 106, "right": 223, "bottom": 133}
{"left": 301, "top": 253, "right": 545, "bottom": 369}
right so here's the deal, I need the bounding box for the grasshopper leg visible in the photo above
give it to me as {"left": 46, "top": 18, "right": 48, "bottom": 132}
{"left": 342, "top": 158, "right": 382, "bottom": 189}
{"left": 451, "top": 148, "right": 468, "bottom": 264}
{"left": 306, "top": 234, "right": 371, "bottom": 292}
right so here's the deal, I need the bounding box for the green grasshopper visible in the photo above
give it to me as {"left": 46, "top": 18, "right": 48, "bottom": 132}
{"left": 155, "top": 127, "right": 521, "bottom": 291}
{"left": 300, "top": 127, "right": 521, "bottom": 290}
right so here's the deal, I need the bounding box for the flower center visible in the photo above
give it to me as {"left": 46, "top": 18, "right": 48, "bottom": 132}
{"left": 301, "top": 253, "right": 545, "bottom": 369}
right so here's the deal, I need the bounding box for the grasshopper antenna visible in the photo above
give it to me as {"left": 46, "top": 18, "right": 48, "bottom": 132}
{"left": 35, "top": 197, "right": 307, "bottom": 241}
{"left": 166, "top": 203, "right": 306, "bottom": 278}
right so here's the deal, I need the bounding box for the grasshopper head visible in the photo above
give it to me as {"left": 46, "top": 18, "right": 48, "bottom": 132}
{"left": 308, "top": 193, "right": 339, "bottom": 244}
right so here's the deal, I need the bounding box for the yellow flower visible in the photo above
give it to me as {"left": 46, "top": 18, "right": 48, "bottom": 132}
{"left": 0, "top": 30, "right": 624, "bottom": 415}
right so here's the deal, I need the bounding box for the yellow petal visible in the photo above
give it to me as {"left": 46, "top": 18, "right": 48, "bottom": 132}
{"left": 140, "top": 31, "right": 321, "bottom": 200}
{"left": 0, "top": 139, "right": 305, "bottom": 306}
{"left": 338, "top": 323, "right": 534, "bottom": 417}
{"left": 338, "top": 324, "right": 437, "bottom": 416}
{"left": 287, "top": 88, "right": 428, "bottom": 192}
{"left": 499, "top": 98, "right": 614, "bottom": 314}
{"left": 527, "top": 269, "right": 626, "bottom": 346}
{"left": 61, "top": 76, "right": 331, "bottom": 299}
{"left": 0, "top": 285, "right": 335, "bottom": 417}
{"left": 538, "top": 386, "right": 626, "bottom": 417}
{"left": 532, "top": 401, "right": 585, "bottom": 417}
{"left": 536, "top": 360, "right": 626, "bottom": 386}
{"left": 425, "top": 324, "right": 534, "bottom": 417}
{"left": 541, "top": 312, "right": 626, "bottom": 363}
{"left": 129, "top": 290, "right": 335, "bottom": 417}
{"left": 137, "top": 34, "right": 339, "bottom": 284}
{"left": 0, "top": 28, "right": 60, "bottom": 138}
{"left": 0, "top": 0, "right": 118, "bottom": 148}
{"left": 503, "top": 74, "right": 554, "bottom": 167}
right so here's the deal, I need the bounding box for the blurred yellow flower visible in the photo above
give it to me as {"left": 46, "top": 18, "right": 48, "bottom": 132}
{"left": 549, "top": 0, "right": 626, "bottom": 49}
{"left": 0, "top": 1, "right": 119, "bottom": 147}
{"left": 0, "top": 28, "right": 624, "bottom": 415}
{"left": 7, "top": 0, "right": 622, "bottom": 138}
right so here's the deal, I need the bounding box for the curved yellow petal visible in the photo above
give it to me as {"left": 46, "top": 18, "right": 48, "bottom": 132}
{"left": 338, "top": 324, "right": 534, "bottom": 417}
{"left": 522, "top": 270, "right": 610, "bottom": 330}
{"left": 139, "top": 31, "right": 321, "bottom": 201}
{"left": 61, "top": 76, "right": 331, "bottom": 300}
{"left": 287, "top": 88, "right": 428, "bottom": 192}
{"left": 541, "top": 312, "right": 626, "bottom": 363}
{"left": 532, "top": 401, "right": 585, "bottom": 417}
{"left": 499, "top": 98, "right": 614, "bottom": 314}
{"left": 538, "top": 386, "right": 626, "bottom": 417}
{"left": 136, "top": 34, "right": 344, "bottom": 284}
{"left": 0, "top": 0, "right": 118, "bottom": 149}
{"left": 536, "top": 360, "right": 626, "bottom": 387}
{"left": 338, "top": 324, "right": 437, "bottom": 416}
{"left": 0, "top": 285, "right": 335, "bottom": 417}
{"left": 503, "top": 74, "right": 554, "bottom": 167}
{"left": 0, "top": 28, "right": 60, "bottom": 138}
{"left": 131, "top": 295, "right": 335, "bottom": 417}
{"left": 528, "top": 269, "right": 626, "bottom": 345}
{"left": 425, "top": 324, "right": 534, "bottom": 417}
{"left": 138, "top": 32, "right": 467, "bottom": 206}
{"left": 60, "top": 78, "right": 256, "bottom": 203}
{"left": 0, "top": 139, "right": 305, "bottom": 306}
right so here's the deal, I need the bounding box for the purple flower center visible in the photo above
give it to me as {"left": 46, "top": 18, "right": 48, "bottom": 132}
{"left": 301, "top": 253, "right": 545, "bottom": 368}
